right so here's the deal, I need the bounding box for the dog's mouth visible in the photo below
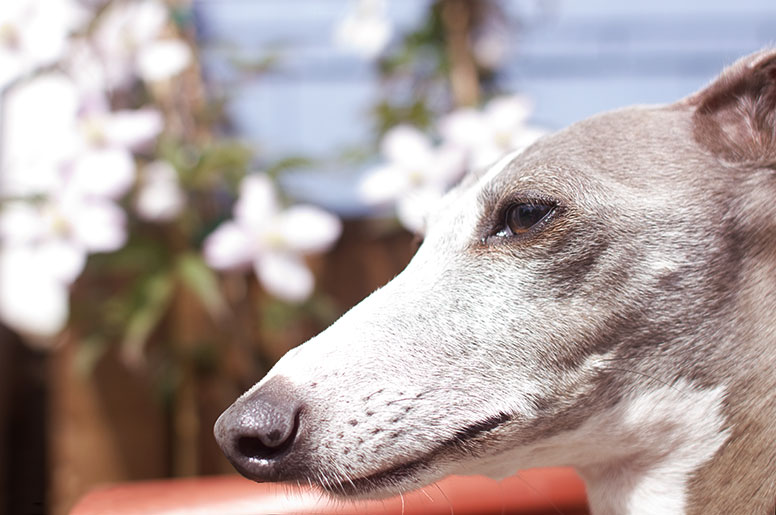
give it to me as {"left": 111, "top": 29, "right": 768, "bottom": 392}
{"left": 320, "top": 411, "right": 512, "bottom": 497}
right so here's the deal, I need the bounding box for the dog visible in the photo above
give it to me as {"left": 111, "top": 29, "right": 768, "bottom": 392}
{"left": 215, "top": 49, "right": 776, "bottom": 514}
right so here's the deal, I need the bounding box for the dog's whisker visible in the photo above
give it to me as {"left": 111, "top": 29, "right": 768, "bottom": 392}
{"left": 512, "top": 471, "right": 565, "bottom": 515}
{"left": 433, "top": 482, "right": 455, "bottom": 515}
{"left": 418, "top": 485, "right": 435, "bottom": 503}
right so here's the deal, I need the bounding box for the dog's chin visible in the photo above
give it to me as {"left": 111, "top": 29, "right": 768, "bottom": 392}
{"left": 318, "top": 459, "right": 442, "bottom": 499}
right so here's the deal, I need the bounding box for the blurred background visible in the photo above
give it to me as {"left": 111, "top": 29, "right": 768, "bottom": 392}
{"left": 1, "top": 0, "right": 775, "bottom": 514}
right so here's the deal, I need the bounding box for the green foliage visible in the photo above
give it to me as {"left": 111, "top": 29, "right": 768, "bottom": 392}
{"left": 74, "top": 334, "right": 110, "bottom": 377}
{"left": 264, "top": 155, "right": 316, "bottom": 179}
{"left": 120, "top": 270, "right": 176, "bottom": 364}
{"left": 175, "top": 252, "right": 227, "bottom": 320}
{"left": 372, "top": 0, "right": 450, "bottom": 136}
{"left": 68, "top": 0, "right": 513, "bottom": 389}
{"left": 373, "top": 98, "right": 434, "bottom": 134}
{"left": 158, "top": 137, "right": 253, "bottom": 192}
{"left": 260, "top": 293, "right": 339, "bottom": 333}
{"left": 379, "top": 1, "right": 449, "bottom": 77}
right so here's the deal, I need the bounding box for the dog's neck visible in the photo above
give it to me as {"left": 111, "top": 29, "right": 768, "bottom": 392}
{"left": 579, "top": 244, "right": 776, "bottom": 515}
{"left": 682, "top": 243, "right": 776, "bottom": 514}
{"left": 529, "top": 379, "right": 728, "bottom": 514}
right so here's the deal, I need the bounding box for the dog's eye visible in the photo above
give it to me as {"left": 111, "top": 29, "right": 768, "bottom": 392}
{"left": 499, "top": 203, "right": 555, "bottom": 237}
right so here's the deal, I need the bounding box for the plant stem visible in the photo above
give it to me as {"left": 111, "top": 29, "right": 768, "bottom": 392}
{"left": 441, "top": 0, "right": 480, "bottom": 107}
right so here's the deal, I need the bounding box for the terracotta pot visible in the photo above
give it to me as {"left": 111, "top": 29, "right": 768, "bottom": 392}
{"left": 71, "top": 467, "right": 589, "bottom": 515}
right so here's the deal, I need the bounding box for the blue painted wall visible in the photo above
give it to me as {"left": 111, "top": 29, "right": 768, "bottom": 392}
{"left": 195, "top": 0, "right": 776, "bottom": 213}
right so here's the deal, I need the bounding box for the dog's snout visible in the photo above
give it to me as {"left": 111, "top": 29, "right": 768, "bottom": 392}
{"left": 214, "top": 377, "right": 303, "bottom": 480}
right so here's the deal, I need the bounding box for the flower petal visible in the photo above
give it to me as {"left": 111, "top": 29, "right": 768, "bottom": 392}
{"left": 135, "top": 161, "right": 184, "bottom": 221}
{"left": 0, "top": 0, "right": 87, "bottom": 88}
{"left": 484, "top": 95, "right": 532, "bottom": 134}
{"left": 274, "top": 206, "right": 342, "bottom": 254}
{"left": 103, "top": 109, "right": 164, "bottom": 150}
{"left": 0, "top": 245, "right": 70, "bottom": 339}
{"left": 333, "top": 0, "right": 392, "bottom": 59}
{"left": 67, "top": 199, "right": 127, "bottom": 253}
{"left": 255, "top": 252, "right": 314, "bottom": 303}
{"left": 202, "top": 221, "right": 254, "bottom": 270}
{"left": 136, "top": 40, "right": 192, "bottom": 83}
{"left": 92, "top": 0, "right": 168, "bottom": 88}
{"left": 380, "top": 125, "right": 434, "bottom": 170}
{"left": 0, "top": 202, "right": 47, "bottom": 244}
{"left": 234, "top": 174, "right": 278, "bottom": 230}
{"left": 70, "top": 148, "right": 136, "bottom": 199}
{"left": 1, "top": 73, "right": 78, "bottom": 196}
{"left": 438, "top": 108, "right": 489, "bottom": 151}
{"left": 36, "top": 238, "right": 87, "bottom": 284}
{"left": 357, "top": 164, "right": 410, "bottom": 205}
{"left": 396, "top": 187, "right": 444, "bottom": 234}
{"left": 424, "top": 144, "right": 467, "bottom": 188}
{"left": 470, "top": 142, "right": 507, "bottom": 170}
{"left": 510, "top": 126, "right": 548, "bottom": 151}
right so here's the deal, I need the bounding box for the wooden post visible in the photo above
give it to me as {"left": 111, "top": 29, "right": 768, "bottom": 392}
{"left": 441, "top": 0, "right": 481, "bottom": 107}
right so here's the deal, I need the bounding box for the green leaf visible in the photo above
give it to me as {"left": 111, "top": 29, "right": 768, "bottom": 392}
{"left": 264, "top": 155, "right": 316, "bottom": 179}
{"left": 73, "top": 335, "right": 109, "bottom": 377}
{"left": 260, "top": 297, "right": 304, "bottom": 332}
{"left": 120, "top": 272, "right": 176, "bottom": 365}
{"left": 176, "top": 253, "right": 228, "bottom": 320}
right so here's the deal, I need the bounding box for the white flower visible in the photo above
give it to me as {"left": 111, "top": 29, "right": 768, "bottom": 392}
{"left": 203, "top": 175, "right": 342, "bottom": 303}
{"left": 0, "top": 192, "right": 127, "bottom": 281}
{"left": 0, "top": 75, "right": 159, "bottom": 285}
{"left": 0, "top": 74, "right": 80, "bottom": 197}
{"left": 334, "top": 0, "right": 392, "bottom": 59}
{"left": 440, "top": 94, "right": 547, "bottom": 170}
{"left": 135, "top": 160, "right": 185, "bottom": 221}
{"left": 72, "top": 105, "right": 163, "bottom": 199}
{"left": 359, "top": 125, "right": 465, "bottom": 232}
{"left": 81, "top": 107, "right": 164, "bottom": 151}
{"left": 0, "top": 244, "right": 70, "bottom": 341}
{"left": 92, "top": 0, "right": 191, "bottom": 87}
{"left": 70, "top": 149, "right": 136, "bottom": 199}
{"left": 0, "top": 0, "right": 87, "bottom": 89}
{"left": 1, "top": 74, "right": 162, "bottom": 201}
{"left": 61, "top": 195, "right": 128, "bottom": 253}
{"left": 136, "top": 39, "right": 192, "bottom": 83}
{"left": 473, "top": 29, "right": 509, "bottom": 70}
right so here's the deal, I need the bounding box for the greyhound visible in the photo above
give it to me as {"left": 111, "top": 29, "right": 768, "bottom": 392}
{"left": 215, "top": 49, "right": 776, "bottom": 514}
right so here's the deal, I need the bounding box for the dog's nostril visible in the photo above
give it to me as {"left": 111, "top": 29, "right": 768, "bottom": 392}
{"left": 236, "top": 410, "right": 301, "bottom": 460}
{"left": 238, "top": 435, "right": 285, "bottom": 460}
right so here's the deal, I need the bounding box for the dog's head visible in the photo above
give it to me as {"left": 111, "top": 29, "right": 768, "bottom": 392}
{"left": 215, "top": 50, "right": 776, "bottom": 504}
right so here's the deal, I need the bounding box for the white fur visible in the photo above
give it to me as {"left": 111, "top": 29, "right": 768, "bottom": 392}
{"left": 538, "top": 381, "right": 729, "bottom": 514}
{"left": 459, "top": 381, "right": 730, "bottom": 514}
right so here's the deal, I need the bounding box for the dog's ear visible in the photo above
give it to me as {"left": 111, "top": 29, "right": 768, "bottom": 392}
{"left": 689, "top": 49, "right": 776, "bottom": 168}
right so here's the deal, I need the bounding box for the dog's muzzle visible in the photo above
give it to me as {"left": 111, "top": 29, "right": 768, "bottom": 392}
{"left": 214, "top": 377, "right": 304, "bottom": 481}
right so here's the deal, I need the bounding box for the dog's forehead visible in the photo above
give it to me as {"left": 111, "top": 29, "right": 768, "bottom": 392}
{"left": 501, "top": 106, "right": 699, "bottom": 187}
{"left": 456, "top": 105, "right": 703, "bottom": 206}
{"left": 426, "top": 103, "right": 711, "bottom": 245}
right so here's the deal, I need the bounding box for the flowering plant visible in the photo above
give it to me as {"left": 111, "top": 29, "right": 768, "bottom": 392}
{"left": 349, "top": 0, "right": 546, "bottom": 233}
{"left": 0, "top": 0, "right": 342, "bottom": 354}
{"left": 2, "top": 2, "right": 546, "bottom": 503}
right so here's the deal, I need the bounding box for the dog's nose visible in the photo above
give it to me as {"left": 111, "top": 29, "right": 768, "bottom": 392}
{"left": 214, "top": 377, "right": 303, "bottom": 480}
